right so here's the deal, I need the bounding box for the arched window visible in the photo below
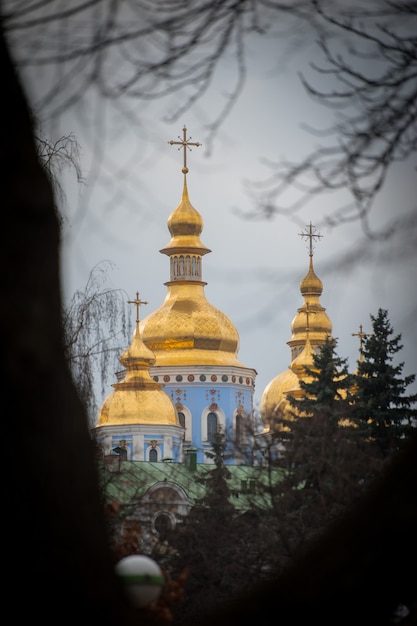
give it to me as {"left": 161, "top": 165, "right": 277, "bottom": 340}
{"left": 236, "top": 413, "right": 244, "bottom": 443}
{"left": 149, "top": 448, "right": 158, "bottom": 462}
{"left": 178, "top": 412, "right": 186, "bottom": 428}
{"left": 153, "top": 512, "right": 173, "bottom": 539}
{"left": 177, "top": 408, "right": 191, "bottom": 442}
{"left": 207, "top": 412, "right": 218, "bottom": 443}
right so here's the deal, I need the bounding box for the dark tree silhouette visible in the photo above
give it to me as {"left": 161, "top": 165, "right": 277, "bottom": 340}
{"left": 35, "top": 130, "right": 83, "bottom": 216}
{"left": 1, "top": 22, "right": 140, "bottom": 626}
{"left": 353, "top": 308, "right": 417, "bottom": 457}
{"left": 287, "top": 336, "right": 354, "bottom": 425}
{"left": 267, "top": 338, "right": 369, "bottom": 561}
{"left": 193, "top": 431, "right": 417, "bottom": 626}
{"left": 165, "top": 432, "right": 265, "bottom": 625}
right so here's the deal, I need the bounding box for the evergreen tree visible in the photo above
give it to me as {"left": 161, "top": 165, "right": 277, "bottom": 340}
{"left": 352, "top": 308, "right": 417, "bottom": 458}
{"left": 165, "top": 432, "right": 261, "bottom": 625}
{"left": 271, "top": 338, "right": 368, "bottom": 551}
{"left": 288, "top": 337, "right": 354, "bottom": 426}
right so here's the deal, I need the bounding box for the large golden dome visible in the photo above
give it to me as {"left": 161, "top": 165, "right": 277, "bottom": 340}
{"left": 140, "top": 177, "right": 246, "bottom": 368}
{"left": 97, "top": 297, "right": 179, "bottom": 426}
{"left": 140, "top": 286, "right": 243, "bottom": 366}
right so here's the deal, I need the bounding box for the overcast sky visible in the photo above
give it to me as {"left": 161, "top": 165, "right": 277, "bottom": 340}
{"left": 52, "top": 36, "right": 417, "bottom": 408}
{"left": 24, "top": 19, "right": 415, "bottom": 407}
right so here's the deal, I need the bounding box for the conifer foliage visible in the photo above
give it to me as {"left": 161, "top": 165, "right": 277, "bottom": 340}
{"left": 165, "top": 432, "right": 261, "bottom": 625}
{"left": 288, "top": 337, "right": 353, "bottom": 425}
{"left": 352, "top": 308, "right": 417, "bottom": 458}
{"left": 266, "top": 315, "right": 417, "bottom": 564}
{"left": 272, "top": 338, "right": 363, "bottom": 544}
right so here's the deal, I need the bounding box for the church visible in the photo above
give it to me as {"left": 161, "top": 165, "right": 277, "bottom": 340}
{"left": 92, "top": 127, "right": 342, "bottom": 541}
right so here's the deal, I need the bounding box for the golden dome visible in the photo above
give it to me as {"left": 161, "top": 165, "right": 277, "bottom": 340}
{"left": 98, "top": 387, "right": 178, "bottom": 426}
{"left": 288, "top": 255, "right": 332, "bottom": 359}
{"left": 259, "top": 368, "right": 299, "bottom": 429}
{"left": 140, "top": 285, "right": 244, "bottom": 366}
{"left": 96, "top": 296, "right": 179, "bottom": 427}
{"left": 259, "top": 224, "right": 333, "bottom": 430}
{"left": 259, "top": 337, "right": 318, "bottom": 432}
{"left": 159, "top": 180, "right": 209, "bottom": 255}
{"left": 140, "top": 177, "right": 246, "bottom": 368}
{"left": 300, "top": 257, "right": 323, "bottom": 296}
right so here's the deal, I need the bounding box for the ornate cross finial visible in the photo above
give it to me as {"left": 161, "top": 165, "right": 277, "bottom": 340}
{"left": 298, "top": 221, "right": 323, "bottom": 257}
{"left": 168, "top": 126, "right": 201, "bottom": 174}
{"left": 352, "top": 324, "right": 371, "bottom": 360}
{"left": 127, "top": 291, "right": 148, "bottom": 324}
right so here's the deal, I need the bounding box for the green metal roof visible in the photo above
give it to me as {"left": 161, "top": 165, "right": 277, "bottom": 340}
{"left": 101, "top": 459, "right": 285, "bottom": 511}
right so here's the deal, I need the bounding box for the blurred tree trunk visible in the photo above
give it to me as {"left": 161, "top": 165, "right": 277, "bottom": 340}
{"left": 0, "top": 25, "right": 138, "bottom": 626}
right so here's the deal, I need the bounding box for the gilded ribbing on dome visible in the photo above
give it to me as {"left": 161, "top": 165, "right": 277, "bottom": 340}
{"left": 96, "top": 293, "right": 179, "bottom": 426}
{"left": 140, "top": 127, "right": 246, "bottom": 368}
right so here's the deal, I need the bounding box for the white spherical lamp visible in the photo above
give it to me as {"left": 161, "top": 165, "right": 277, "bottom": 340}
{"left": 115, "top": 555, "right": 164, "bottom": 607}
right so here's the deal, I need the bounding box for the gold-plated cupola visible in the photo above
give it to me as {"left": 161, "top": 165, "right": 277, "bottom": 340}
{"left": 140, "top": 127, "right": 246, "bottom": 367}
{"left": 287, "top": 222, "right": 332, "bottom": 359}
{"left": 97, "top": 293, "right": 179, "bottom": 426}
{"left": 259, "top": 223, "right": 332, "bottom": 431}
{"left": 289, "top": 304, "right": 316, "bottom": 382}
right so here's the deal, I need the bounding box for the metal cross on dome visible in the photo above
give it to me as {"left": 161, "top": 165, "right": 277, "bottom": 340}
{"left": 298, "top": 222, "right": 323, "bottom": 256}
{"left": 168, "top": 126, "right": 202, "bottom": 174}
{"left": 352, "top": 324, "right": 371, "bottom": 360}
{"left": 127, "top": 291, "right": 148, "bottom": 324}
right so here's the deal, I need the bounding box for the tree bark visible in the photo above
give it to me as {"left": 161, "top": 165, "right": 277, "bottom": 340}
{"left": 1, "top": 24, "right": 138, "bottom": 625}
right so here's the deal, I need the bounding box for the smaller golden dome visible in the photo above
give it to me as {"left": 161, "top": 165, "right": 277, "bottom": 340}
{"left": 159, "top": 180, "right": 211, "bottom": 256}
{"left": 96, "top": 295, "right": 179, "bottom": 427}
{"left": 259, "top": 368, "right": 299, "bottom": 429}
{"left": 98, "top": 387, "right": 178, "bottom": 426}
{"left": 288, "top": 255, "right": 332, "bottom": 360}
{"left": 300, "top": 256, "right": 323, "bottom": 296}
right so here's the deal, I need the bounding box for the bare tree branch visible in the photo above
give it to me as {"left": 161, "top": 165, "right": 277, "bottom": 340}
{"left": 245, "top": 0, "right": 417, "bottom": 239}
